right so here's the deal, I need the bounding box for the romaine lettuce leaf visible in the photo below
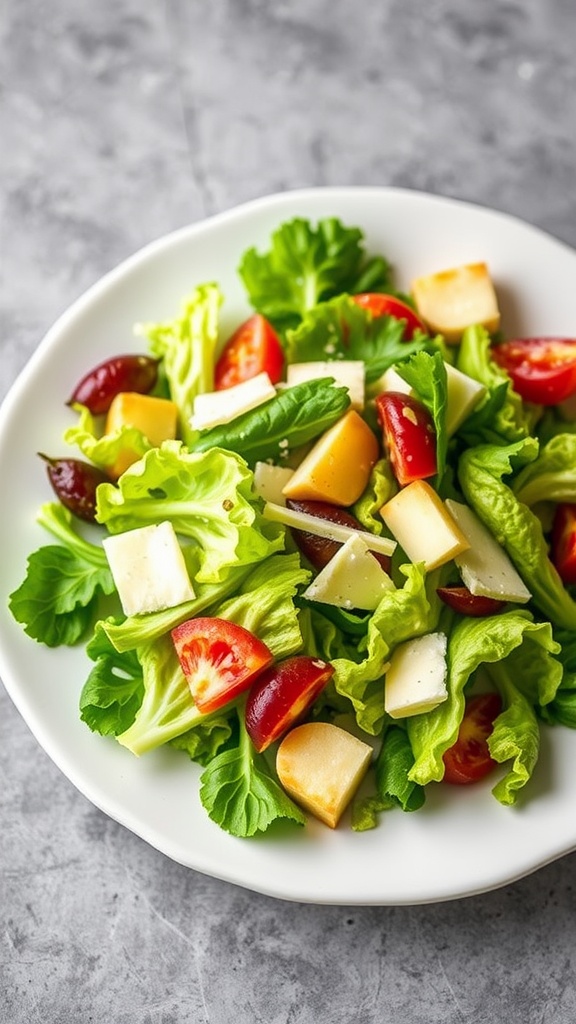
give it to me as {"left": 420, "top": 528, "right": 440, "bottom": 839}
{"left": 138, "top": 282, "right": 221, "bottom": 446}
{"left": 352, "top": 458, "right": 398, "bottom": 535}
{"left": 512, "top": 433, "right": 576, "bottom": 506}
{"left": 285, "top": 294, "right": 430, "bottom": 385}
{"left": 314, "top": 563, "right": 439, "bottom": 736}
{"left": 199, "top": 713, "right": 306, "bottom": 836}
{"left": 456, "top": 325, "right": 538, "bottom": 445}
{"left": 238, "top": 217, "right": 393, "bottom": 334}
{"left": 79, "top": 622, "right": 143, "bottom": 735}
{"left": 116, "top": 634, "right": 230, "bottom": 757}
{"left": 458, "top": 436, "right": 576, "bottom": 629}
{"left": 64, "top": 404, "right": 151, "bottom": 473}
{"left": 9, "top": 503, "right": 115, "bottom": 647}
{"left": 352, "top": 725, "right": 425, "bottom": 831}
{"left": 395, "top": 350, "right": 449, "bottom": 483}
{"left": 189, "top": 377, "right": 351, "bottom": 466}
{"left": 486, "top": 663, "right": 541, "bottom": 805}
{"left": 212, "top": 552, "right": 310, "bottom": 659}
{"left": 96, "top": 441, "right": 284, "bottom": 584}
{"left": 407, "top": 610, "right": 561, "bottom": 786}
{"left": 539, "top": 628, "right": 576, "bottom": 729}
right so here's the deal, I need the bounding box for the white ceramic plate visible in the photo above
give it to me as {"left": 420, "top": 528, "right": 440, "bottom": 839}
{"left": 2, "top": 187, "right": 576, "bottom": 905}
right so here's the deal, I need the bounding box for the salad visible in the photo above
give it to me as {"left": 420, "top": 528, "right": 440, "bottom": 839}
{"left": 8, "top": 215, "right": 576, "bottom": 838}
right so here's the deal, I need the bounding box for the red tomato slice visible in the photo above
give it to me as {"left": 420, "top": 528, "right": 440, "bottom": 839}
{"left": 491, "top": 337, "right": 576, "bottom": 405}
{"left": 442, "top": 693, "right": 502, "bottom": 785}
{"left": 171, "top": 617, "right": 274, "bottom": 714}
{"left": 215, "top": 314, "right": 284, "bottom": 390}
{"left": 245, "top": 655, "right": 334, "bottom": 752}
{"left": 351, "top": 293, "right": 428, "bottom": 340}
{"left": 551, "top": 503, "right": 576, "bottom": 585}
{"left": 436, "top": 586, "right": 506, "bottom": 617}
{"left": 375, "top": 391, "right": 437, "bottom": 486}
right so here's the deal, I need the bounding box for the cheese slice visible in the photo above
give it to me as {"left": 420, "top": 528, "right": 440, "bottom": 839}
{"left": 190, "top": 372, "right": 276, "bottom": 431}
{"left": 302, "top": 534, "right": 395, "bottom": 611}
{"left": 385, "top": 632, "right": 448, "bottom": 718}
{"left": 445, "top": 499, "right": 532, "bottom": 603}
{"left": 103, "top": 521, "right": 195, "bottom": 616}
{"left": 286, "top": 361, "right": 365, "bottom": 410}
{"left": 262, "top": 501, "right": 396, "bottom": 557}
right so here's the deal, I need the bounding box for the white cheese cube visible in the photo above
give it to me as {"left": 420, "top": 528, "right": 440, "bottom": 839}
{"left": 302, "top": 534, "right": 395, "bottom": 611}
{"left": 380, "top": 480, "right": 469, "bottom": 571}
{"left": 286, "top": 360, "right": 365, "bottom": 410}
{"left": 190, "top": 372, "right": 276, "bottom": 431}
{"left": 253, "top": 462, "right": 295, "bottom": 506}
{"left": 445, "top": 499, "right": 532, "bottom": 603}
{"left": 103, "top": 521, "right": 195, "bottom": 617}
{"left": 385, "top": 632, "right": 448, "bottom": 719}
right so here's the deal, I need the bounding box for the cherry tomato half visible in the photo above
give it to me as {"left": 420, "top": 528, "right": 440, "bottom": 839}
{"left": 375, "top": 391, "right": 437, "bottom": 486}
{"left": 442, "top": 693, "right": 502, "bottom": 785}
{"left": 171, "top": 617, "right": 274, "bottom": 714}
{"left": 351, "top": 293, "right": 428, "bottom": 340}
{"left": 491, "top": 337, "right": 576, "bottom": 405}
{"left": 551, "top": 503, "right": 576, "bottom": 585}
{"left": 436, "top": 585, "right": 506, "bottom": 617}
{"left": 215, "top": 314, "right": 284, "bottom": 390}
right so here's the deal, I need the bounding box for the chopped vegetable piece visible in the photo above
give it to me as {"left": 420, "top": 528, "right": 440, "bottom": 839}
{"left": 172, "top": 617, "right": 274, "bottom": 714}
{"left": 442, "top": 693, "right": 502, "bottom": 784}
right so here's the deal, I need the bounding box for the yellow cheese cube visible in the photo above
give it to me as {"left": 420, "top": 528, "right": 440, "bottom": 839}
{"left": 276, "top": 722, "right": 373, "bottom": 829}
{"left": 380, "top": 479, "right": 470, "bottom": 571}
{"left": 105, "top": 392, "right": 178, "bottom": 478}
{"left": 282, "top": 410, "right": 379, "bottom": 506}
{"left": 411, "top": 262, "right": 500, "bottom": 343}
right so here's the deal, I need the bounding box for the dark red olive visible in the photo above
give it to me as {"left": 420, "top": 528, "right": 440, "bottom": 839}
{"left": 436, "top": 586, "right": 507, "bottom": 617}
{"left": 67, "top": 354, "right": 159, "bottom": 414}
{"left": 285, "top": 499, "right": 391, "bottom": 573}
{"left": 40, "top": 455, "right": 109, "bottom": 521}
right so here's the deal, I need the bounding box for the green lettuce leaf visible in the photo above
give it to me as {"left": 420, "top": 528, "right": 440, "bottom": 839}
{"left": 395, "top": 350, "right": 449, "bottom": 483}
{"left": 138, "top": 282, "right": 221, "bottom": 446}
{"left": 79, "top": 622, "right": 144, "bottom": 735}
{"left": 212, "top": 552, "right": 310, "bottom": 659}
{"left": 458, "top": 437, "right": 576, "bottom": 629}
{"left": 352, "top": 458, "right": 398, "bottom": 535}
{"left": 486, "top": 663, "right": 541, "bottom": 805}
{"left": 456, "top": 325, "right": 537, "bottom": 445}
{"left": 101, "top": 564, "right": 254, "bottom": 653}
{"left": 407, "top": 610, "right": 561, "bottom": 786}
{"left": 189, "top": 378, "right": 351, "bottom": 466}
{"left": 96, "top": 441, "right": 283, "bottom": 584}
{"left": 325, "top": 563, "right": 439, "bottom": 735}
{"left": 539, "top": 628, "right": 576, "bottom": 729}
{"left": 512, "top": 433, "right": 576, "bottom": 506}
{"left": 9, "top": 503, "right": 115, "bottom": 647}
{"left": 285, "top": 294, "right": 430, "bottom": 385}
{"left": 116, "top": 634, "right": 230, "bottom": 757}
{"left": 199, "top": 713, "right": 306, "bottom": 836}
{"left": 64, "top": 404, "right": 151, "bottom": 472}
{"left": 238, "top": 217, "right": 393, "bottom": 334}
{"left": 352, "top": 725, "right": 425, "bottom": 831}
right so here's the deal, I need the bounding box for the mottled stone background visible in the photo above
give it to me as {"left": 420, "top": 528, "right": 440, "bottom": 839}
{"left": 1, "top": 1, "right": 576, "bottom": 1021}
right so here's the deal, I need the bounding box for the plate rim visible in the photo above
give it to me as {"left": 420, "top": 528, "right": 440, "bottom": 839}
{"left": 2, "top": 184, "right": 576, "bottom": 905}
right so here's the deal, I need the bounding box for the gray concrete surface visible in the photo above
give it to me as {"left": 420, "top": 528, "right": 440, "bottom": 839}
{"left": 2, "top": 1, "right": 576, "bottom": 1021}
